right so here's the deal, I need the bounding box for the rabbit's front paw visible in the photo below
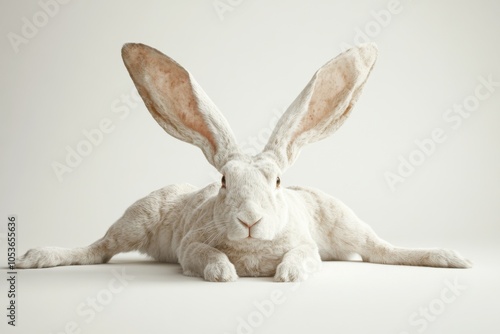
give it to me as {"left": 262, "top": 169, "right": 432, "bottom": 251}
{"left": 204, "top": 261, "right": 238, "bottom": 282}
{"left": 275, "top": 256, "right": 321, "bottom": 282}
{"left": 274, "top": 262, "right": 308, "bottom": 282}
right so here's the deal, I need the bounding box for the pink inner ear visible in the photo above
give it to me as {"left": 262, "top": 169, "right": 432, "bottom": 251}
{"left": 291, "top": 59, "right": 354, "bottom": 142}
{"left": 126, "top": 45, "right": 217, "bottom": 154}
{"left": 154, "top": 65, "right": 216, "bottom": 152}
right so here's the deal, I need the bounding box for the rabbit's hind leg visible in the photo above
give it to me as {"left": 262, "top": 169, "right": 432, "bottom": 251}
{"left": 16, "top": 243, "right": 109, "bottom": 269}
{"left": 327, "top": 204, "right": 473, "bottom": 268}
{"left": 16, "top": 188, "right": 173, "bottom": 269}
{"left": 329, "top": 211, "right": 472, "bottom": 268}
{"left": 305, "top": 188, "right": 472, "bottom": 268}
{"left": 357, "top": 235, "right": 473, "bottom": 269}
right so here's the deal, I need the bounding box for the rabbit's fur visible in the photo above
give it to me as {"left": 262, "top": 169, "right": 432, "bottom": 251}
{"left": 17, "top": 43, "right": 471, "bottom": 281}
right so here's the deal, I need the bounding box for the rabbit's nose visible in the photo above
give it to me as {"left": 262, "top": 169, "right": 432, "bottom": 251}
{"left": 238, "top": 201, "right": 263, "bottom": 225}
{"left": 238, "top": 217, "right": 262, "bottom": 229}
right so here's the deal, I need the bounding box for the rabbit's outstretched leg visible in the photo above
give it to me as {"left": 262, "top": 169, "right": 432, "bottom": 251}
{"left": 16, "top": 186, "right": 185, "bottom": 269}
{"left": 16, "top": 203, "right": 153, "bottom": 268}
{"left": 301, "top": 187, "right": 472, "bottom": 268}
{"left": 356, "top": 235, "right": 473, "bottom": 268}
{"left": 334, "top": 210, "right": 472, "bottom": 268}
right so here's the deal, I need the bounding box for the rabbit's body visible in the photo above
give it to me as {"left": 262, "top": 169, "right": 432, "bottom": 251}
{"left": 104, "top": 181, "right": 323, "bottom": 280}
{"left": 17, "top": 43, "right": 471, "bottom": 281}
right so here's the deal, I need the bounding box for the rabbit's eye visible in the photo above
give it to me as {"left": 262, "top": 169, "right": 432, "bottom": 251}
{"left": 221, "top": 175, "right": 226, "bottom": 188}
{"left": 276, "top": 176, "right": 281, "bottom": 188}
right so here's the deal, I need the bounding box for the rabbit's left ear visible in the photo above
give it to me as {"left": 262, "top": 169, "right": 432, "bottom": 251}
{"left": 262, "top": 44, "right": 378, "bottom": 171}
{"left": 121, "top": 43, "right": 239, "bottom": 171}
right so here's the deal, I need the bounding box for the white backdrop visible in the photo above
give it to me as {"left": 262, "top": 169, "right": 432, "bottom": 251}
{"left": 1, "top": 1, "right": 499, "bottom": 334}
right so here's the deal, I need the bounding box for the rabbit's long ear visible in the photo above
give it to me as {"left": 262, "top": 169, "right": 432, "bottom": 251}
{"left": 262, "top": 44, "right": 378, "bottom": 171}
{"left": 121, "top": 43, "right": 239, "bottom": 171}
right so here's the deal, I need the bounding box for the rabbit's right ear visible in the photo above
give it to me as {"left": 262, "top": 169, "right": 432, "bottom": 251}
{"left": 121, "top": 43, "right": 239, "bottom": 171}
{"left": 262, "top": 44, "right": 378, "bottom": 171}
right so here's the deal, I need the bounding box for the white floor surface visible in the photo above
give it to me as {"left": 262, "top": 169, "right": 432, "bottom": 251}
{"left": 2, "top": 246, "right": 499, "bottom": 334}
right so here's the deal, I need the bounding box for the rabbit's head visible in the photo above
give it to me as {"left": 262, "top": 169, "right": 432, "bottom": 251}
{"left": 213, "top": 154, "right": 286, "bottom": 241}
{"left": 122, "top": 43, "right": 377, "bottom": 241}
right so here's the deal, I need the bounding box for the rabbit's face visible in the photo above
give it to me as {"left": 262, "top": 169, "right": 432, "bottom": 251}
{"left": 214, "top": 157, "right": 288, "bottom": 241}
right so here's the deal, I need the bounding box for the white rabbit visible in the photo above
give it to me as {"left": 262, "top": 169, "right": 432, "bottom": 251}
{"left": 16, "top": 43, "right": 472, "bottom": 282}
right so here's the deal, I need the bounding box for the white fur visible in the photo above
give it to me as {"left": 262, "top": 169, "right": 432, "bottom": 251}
{"left": 17, "top": 43, "right": 472, "bottom": 281}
